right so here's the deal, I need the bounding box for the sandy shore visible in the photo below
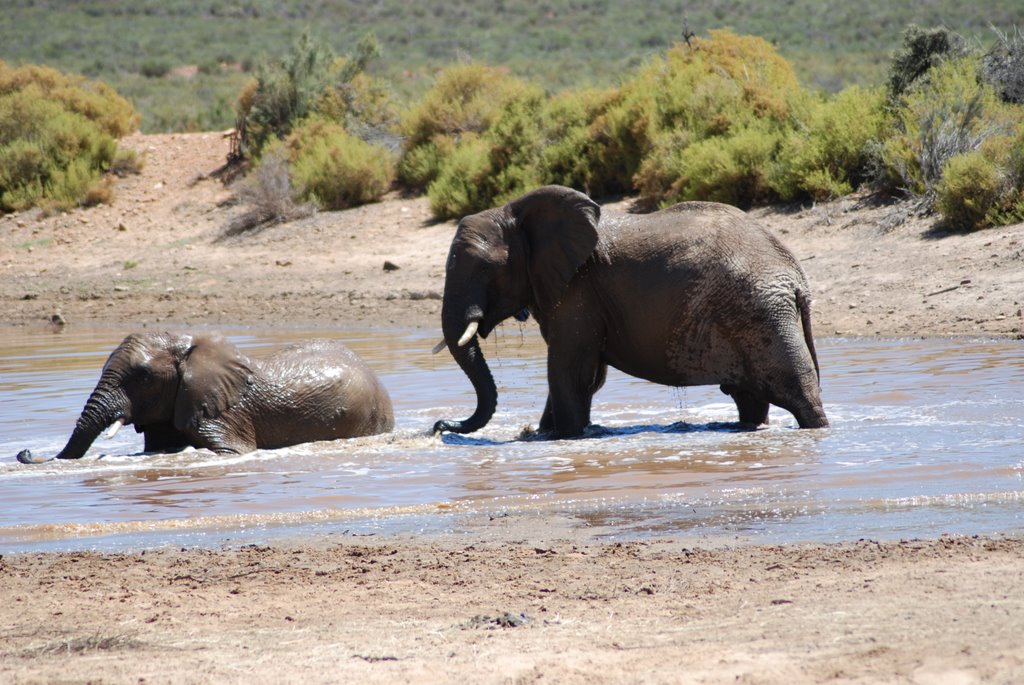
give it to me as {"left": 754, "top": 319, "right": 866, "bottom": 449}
{"left": 1, "top": 133, "right": 1023, "bottom": 683}
{"left": 2, "top": 530, "right": 1023, "bottom": 684}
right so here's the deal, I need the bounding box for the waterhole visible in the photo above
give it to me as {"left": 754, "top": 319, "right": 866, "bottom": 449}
{"left": 1, "top": 325, "right": 1021, "bottom": 552}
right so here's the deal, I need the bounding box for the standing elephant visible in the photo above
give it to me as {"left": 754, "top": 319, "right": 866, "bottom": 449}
{"left": 433, "top": 185, "right": 828, "bottom": 438}
{"left": 17, "top": 332, "right": 394, "bottom": 464}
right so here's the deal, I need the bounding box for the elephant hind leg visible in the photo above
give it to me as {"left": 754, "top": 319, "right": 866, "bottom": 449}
{"left": 721, "top": 385, "right": 770, "bottom": 428}
{"left": 787, "top": 394, "right": 829, "bottom": 428}
{"left": 768, "top": 375, "right": 829, "bottom": 429}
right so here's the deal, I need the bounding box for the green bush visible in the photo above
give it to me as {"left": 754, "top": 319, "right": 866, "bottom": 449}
{"left": 772, "top": 86, "right": 889, "bottom": 201}
{"left": 876, "top": 57, "right": 1013, "bottom": 196}
{"left": 397, "top": 64, "right": 538, "bottom": 193}
{"left": 313, "top": 35, "right": 398, "bottom": 144}
{"left": 536, "top": 87, "right": 619, "bottom": 194}
{"left": 425, "top": 84, "right": 546, "bottom": 218}
{"left": 426, "top": 134, "right": 492, "bottom": 218}
{"left": 0, "top": 61, "right": 139, "bottom": 136}
{"left": 637, "top": 121, "right": 779, "bottom": 208}
{"left": 0, "top": 62, "right": 137, "bottom": 213}
{"left": 405, "top": 30, "right": 829, "bottom": 214}
{"left": 236, "top": 32, "right": 392, "bottom": 157}
{"left": 935, "top": 150, "right": 1002, "bottom": 230}
{"left": 887, "top": 25, "right": 971, "bottom": 101}
{"left": 627, "top": 30, "right": 810, "bottom": 208}
{"left": 287, "top": 118, "right": 395, "bottom": 210}
{"left": 140, "top": 61, "right": 171, "bottom": 79}
{"left": 934, "top": 132, "right": 1024, "bottom": 229}
{"left": 236, "top": 33, "right": 335, "bottom": 155}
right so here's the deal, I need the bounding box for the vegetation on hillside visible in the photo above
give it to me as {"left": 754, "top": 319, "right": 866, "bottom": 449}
{"left": 402, "top": 27, "right": 1022, "bottom": 229}
{"left": 2, "top": 1, "right": 1023, "bottom": 134}
{"left": 4, "top": 10, "right": 1023, "bottom": 232}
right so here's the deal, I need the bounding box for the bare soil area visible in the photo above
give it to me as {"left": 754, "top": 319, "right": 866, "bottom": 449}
{"left": 2, "top": 531, "right": 1023, "bottom": 685}
{"left": 2, "top": 133, "right": 1023, "bottom": 684}
{"left": 2, "top": 132, "right": 1022, "bottom": 337}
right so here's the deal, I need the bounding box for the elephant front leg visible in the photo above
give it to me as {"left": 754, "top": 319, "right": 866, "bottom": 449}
{"left": 544, "top": 349, "right": 605, "bottom": 439}
{"left": 539, "top": 395, "right": 555, "bottom": 433}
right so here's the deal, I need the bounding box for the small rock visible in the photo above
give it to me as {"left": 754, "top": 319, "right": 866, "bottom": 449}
{"left": 407, "top": 290, "right": 442, "bottom": 301}
{"left": 383, "top": 260, "right": 400, "bottom": 272}
{"left": 50, "top": 311, "right": 66, "bottom": 327}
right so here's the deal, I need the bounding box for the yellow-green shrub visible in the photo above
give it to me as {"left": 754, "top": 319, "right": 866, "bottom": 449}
{"left": 772, "top": 86, "right": 889, "bottom": 201}
{"left": 935, "top": 150, "right": 1002, "bottom": 230}
{"left": 637, "top": 122, "right": 779, "bottom": 208}
{"left": 934, "top": 131, "right": 1024, "bottom": 230}
{"left": 537, "top": 87, "right": 619, "bottom": 194}
{"left": 0, "top": 68, "right": 133, "bottom": 213}
{"left": 620, "top": 30, "right": 810, "bottom": 208}
{"left": 397, "top": 64, "right": 538, "bottom": 192}
{"left": 236, "top": 33, "right": 392, "bottom": 157}
{"left": 0, "top": 61, "right": 139, "bottom": 136}
{"left": 426, "top": 134, "right": 492, "bottom": 218}
{"left": 426, "top": 89, "right": 546, "bottom": 218}
{"left": 287, "top": 118, "right": 394, "bottom": 210}
{"left": 876, "top": 57, "right": 1012, "bottom": 196}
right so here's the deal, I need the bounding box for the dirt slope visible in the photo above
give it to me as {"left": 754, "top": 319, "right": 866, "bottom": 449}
{"left": 2, "top": 131, "right": 1022, "bottom": 338}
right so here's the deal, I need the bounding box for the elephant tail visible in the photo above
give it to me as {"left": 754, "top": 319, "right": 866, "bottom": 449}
{"left": 796, "top": 289, "right": 821, "bottom": 384}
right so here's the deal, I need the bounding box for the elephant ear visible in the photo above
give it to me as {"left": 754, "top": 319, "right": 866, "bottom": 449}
{"left": 173, "top": 335, "right": 252, "bottom": 433}
{"left": 510, "top": 185, "right": 601, "bottom": 313}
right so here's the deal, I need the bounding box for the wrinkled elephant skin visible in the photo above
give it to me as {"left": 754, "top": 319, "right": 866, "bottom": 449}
{"left": 17, "top": 333, "right": 393, "bottom": 463}
{"left": 434, "top": 185, "right": 828, "bottom": 438}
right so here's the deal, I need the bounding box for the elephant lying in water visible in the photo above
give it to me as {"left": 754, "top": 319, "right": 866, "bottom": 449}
{"left": 433, "top": 185, "right": 828, "bottom": 438}
{"left": 17, "top": 332, "right": 394, "bottom": 464}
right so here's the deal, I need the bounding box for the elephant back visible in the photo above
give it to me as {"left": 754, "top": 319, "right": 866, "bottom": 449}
{"left": 253, "top": 340, "right": 394, "bottom": 443}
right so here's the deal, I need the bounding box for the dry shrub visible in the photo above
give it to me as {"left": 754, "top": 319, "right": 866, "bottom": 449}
{"left": 225, "top": 144, "right": 314, "bottom": 236}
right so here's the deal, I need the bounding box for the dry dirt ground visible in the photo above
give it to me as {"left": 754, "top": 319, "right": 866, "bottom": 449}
{"left": 1, "top": 133, "right": 1024, "bottom": 684}
{"left": 1, "top": 132, "right": 1022, "bottom": 337}
{"left": 2, "top": 532, "right": 1022, "bottom": 684}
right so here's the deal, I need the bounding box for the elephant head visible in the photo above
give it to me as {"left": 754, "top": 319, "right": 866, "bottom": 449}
{"left": 433, "top": 185, "right": 601, "bottom": 435}
{"left": 17, "top": 332, "right": 251, "bottom": 464}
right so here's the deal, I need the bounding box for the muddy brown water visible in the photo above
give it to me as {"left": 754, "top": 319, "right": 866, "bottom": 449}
{"left": 1, "top": 325, "right": 1022, "bottom": 552}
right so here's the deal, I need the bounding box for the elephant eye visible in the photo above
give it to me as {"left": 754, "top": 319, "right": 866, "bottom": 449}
{"left": 135, "top": 366, "right": 153, "bottom": 384}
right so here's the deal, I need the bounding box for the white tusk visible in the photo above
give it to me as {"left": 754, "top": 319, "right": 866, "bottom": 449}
{"left": 104, "top": 419, "right": 124, "bottom": 439}
{"left": 457, "top": 321, "right": 479, "bottom": 347}
{"left": 431, "top": 339, "right": 447, "bottom": 355}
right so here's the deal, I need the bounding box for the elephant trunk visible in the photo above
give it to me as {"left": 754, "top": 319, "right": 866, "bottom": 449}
{"left": 57, "top": 377, "right": 130, "bottom": 459}
{"left": 433, "top": 303, "right": 498, "bottom": 435}
{"left": 20, "top": 375, "right": 131, "bottom": 464}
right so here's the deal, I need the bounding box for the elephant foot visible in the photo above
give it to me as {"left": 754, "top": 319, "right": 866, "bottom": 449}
{"left": 16, "top": 449, "right": 55, "bottom": 465}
